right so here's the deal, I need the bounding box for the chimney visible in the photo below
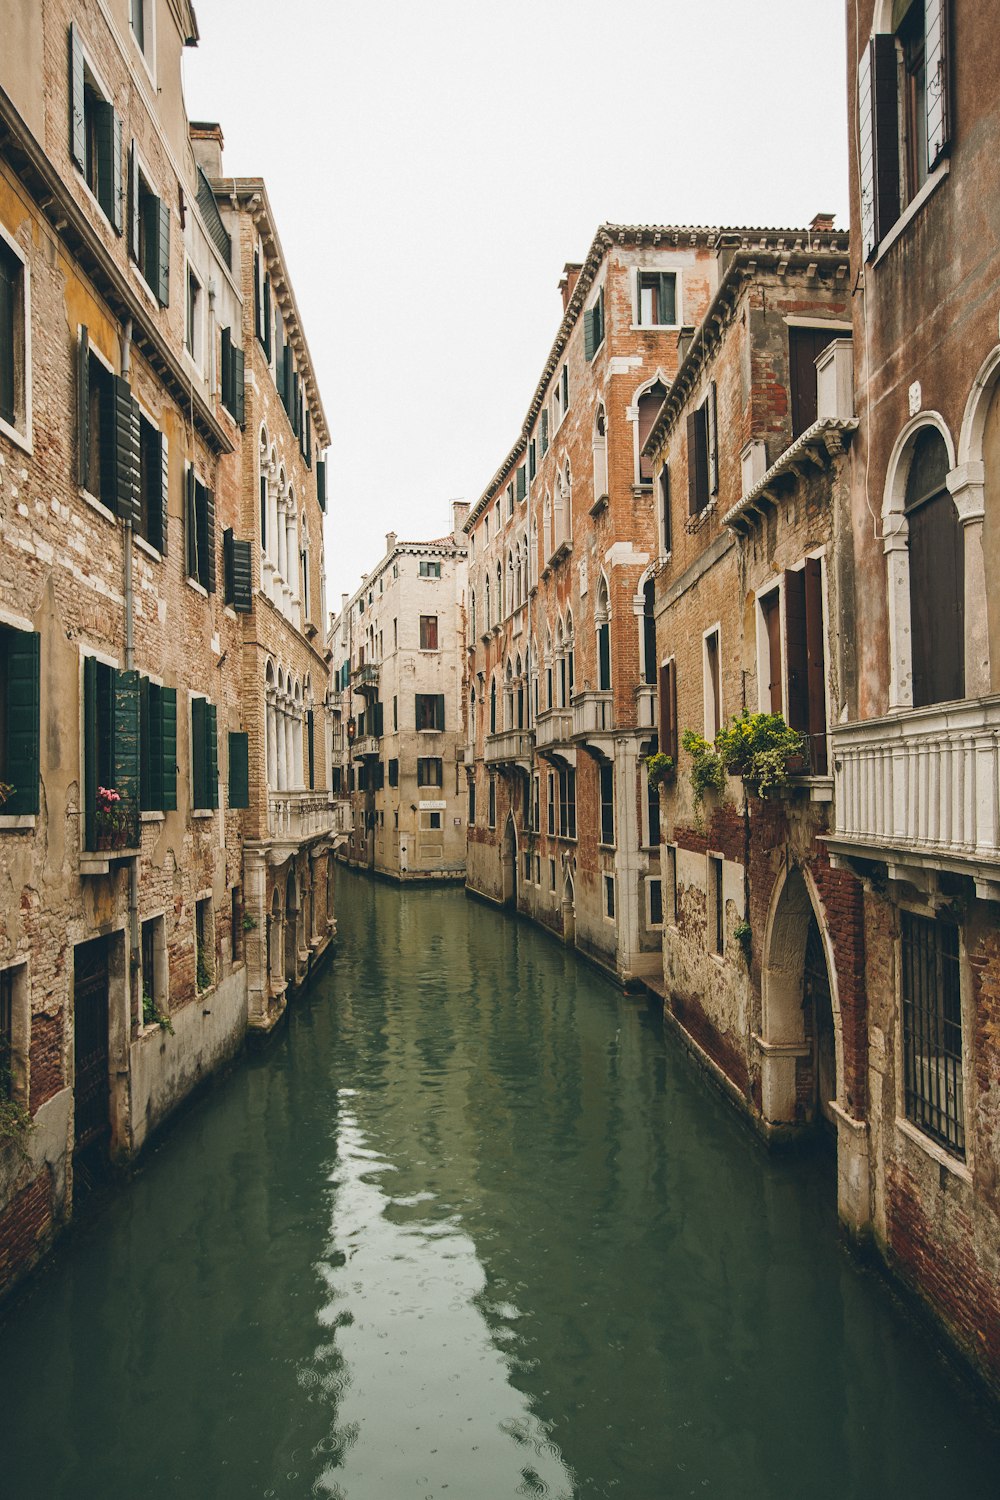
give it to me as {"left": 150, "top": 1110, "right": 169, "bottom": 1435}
{"left": 810, "top": 212, "right": 836, "bottom": 234}
{"left": 452, "top": 499, "right": 470, "bottom": 541}
{"left": 189, "top": 121, "right": 225, "bottom": 178}
{"left": 558, "top": 262, "right": 583, "bottom": 313}
{"left": 676, "top": 325, "right": 696, "bottom": 363}
{"left": 385, "top": 531, "right": 397, "bottom": 555}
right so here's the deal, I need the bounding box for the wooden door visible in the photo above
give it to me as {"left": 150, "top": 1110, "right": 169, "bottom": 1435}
{"left": 73, "top": 937, "right": 109, "bottom": 1152}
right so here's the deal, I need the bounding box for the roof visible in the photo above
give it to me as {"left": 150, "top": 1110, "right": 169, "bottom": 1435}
{"left": 722, "top": 417, "right": 858, "bottom": 529}
{"left": 465, "top": 220, "right": 849, "bottom": 531}
{"left": 212, "top": 178, "right": 332, "bottom": 450}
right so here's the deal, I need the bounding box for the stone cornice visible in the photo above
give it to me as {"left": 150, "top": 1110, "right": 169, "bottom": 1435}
{"left": 722, "top": 417, "right": 859, "bottom": 530}
{"left": 642, "top": 242, "right": 851, "bottom": 459}
{"left": 215, "top": 178, "right": 332, "bottom": 450}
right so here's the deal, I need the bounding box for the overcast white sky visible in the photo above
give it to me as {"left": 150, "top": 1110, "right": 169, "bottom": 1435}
{"left": 183, "top": 0, "right": 850, "bottom": 607}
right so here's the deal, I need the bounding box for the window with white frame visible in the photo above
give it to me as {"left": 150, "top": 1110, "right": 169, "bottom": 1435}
{"left": 185, "top": 264, "right": 203, "bottom": 366}
{"left": 707, "top": 854, "right": 724, "bottom": 956}
{"left": 0, "top": 963, "right": 28, "bottom": 1108}
{"left": 636, "top": 270, "right": 678, "bottom": 328}
{"left": 647, "top": 877, "right": 663, "bottom": 929}
{"left": 703, "top": 627, "right": 722, "bottom": 740}
{"left": 664, "top": 844, "right": 678, "bottom": 925}
{"left": 69, "top": 29, "right": 123, "bottom": 232}
{"left": 603, "top": 874, "right": 616, "bottom": 921}
{"left": 0, "top": 228, "right": 29, "bottom": 444}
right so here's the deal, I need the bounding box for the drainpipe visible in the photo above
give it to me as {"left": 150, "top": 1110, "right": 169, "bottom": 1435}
{"left": 121, "top": 319, "right": 140, "bottom": 1033}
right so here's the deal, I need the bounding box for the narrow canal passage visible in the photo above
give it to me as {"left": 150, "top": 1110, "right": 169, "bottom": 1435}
{"left": 3, "top": 870, "right": 1000, "bottom": 1498}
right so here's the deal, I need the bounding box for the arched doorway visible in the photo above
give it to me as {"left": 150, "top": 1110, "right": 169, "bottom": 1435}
{"left": 562, "top": 868, "right": 576, "bottom": 946}
{"left": 268, "top": 888, "right": 282, "bottom": 996}
{"left": 501, "top": 814, "right": 517, "bottom": 909}
{"left": 760, "top": 866, "right": 840, "bottom": 1130}
{"left": 284, "top": 867, "right": 298, "bottom": 987}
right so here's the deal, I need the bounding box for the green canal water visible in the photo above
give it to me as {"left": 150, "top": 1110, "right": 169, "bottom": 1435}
{"left": 2, "top": 869, "right": 1000, "bottom": 1498}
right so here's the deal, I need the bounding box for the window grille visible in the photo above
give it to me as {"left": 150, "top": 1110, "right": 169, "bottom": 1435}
{"left": 901, "top": 911, "right": 965, "bottom": 1156}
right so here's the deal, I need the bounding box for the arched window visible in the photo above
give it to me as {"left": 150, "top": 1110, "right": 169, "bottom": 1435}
{"left": 504, "top": 659, "right": 514, "bottom": 730}
{"left": 596, "top": 574, "right": 611, "bottom": 691}
{"left": 496, "top": 560, "right": 503, "bottom": 621}
{"left": 906, "top": 428, "right": 963, "bottom": 706}
{"left": 565, "top": 609, "right": 575, "bottom": 700}
{"left": 485, "top": 577, "right": 491, "bottom": 632}
{"left": 470, "top": 589, "right": 476, "bottom": 639}
{"left": 490, "top": 675, "right": 498, "bottom": 735}
{"left": 544, "top": 626, "right": 553, "bottom": 710}
{"left": 556, "top": 616, "right": 566, "bottom": 708}
{"left": 300, "top": 511, "right": 310, "bottom": 621}
{"left": 593, "top": 404, "right": 608, "bottom": 504}
{"left": 543, "top": 493, "right": 552, "bottom": 561}
{"left": 258, "top": 426, "right": 270, "bottom": 555}
{"left": 636, "top": 379, "right": 667, "bottom": 485}
{"left": 642, "top": 577, "right": 656, "bottom": 686}
{"left": 507, "top": 549, "right": 515, "bottom": 612}
{"left": 515, "top": 654, "right": 524, "bottom": 729}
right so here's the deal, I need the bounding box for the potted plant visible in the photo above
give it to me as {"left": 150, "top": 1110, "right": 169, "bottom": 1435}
{"left": 644, "top": 752, "right": 675, "bottom": 791}
{"left": 681, "top": 729, "right": 725, "bottom": 808}
{"left": 714, "top": 711, "right": 806, "bottom": 798}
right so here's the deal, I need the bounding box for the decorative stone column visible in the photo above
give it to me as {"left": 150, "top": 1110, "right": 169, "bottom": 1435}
{"left": 883, "top": 516, "right": 912, "bottom": 708}
{"left": 948, "top": 460, "right": 988, "bottom": 697}
{"left": 243, "top": 849, "right": 269, "bottom": 1025}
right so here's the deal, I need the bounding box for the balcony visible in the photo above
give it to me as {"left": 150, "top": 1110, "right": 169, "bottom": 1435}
{"left": 352, "top": 735, "right": 381, "bottom": 759}
{"left": 352, "top": 662, "right": 380, "bottom": 692}
{"left": 635, "top": 684, "right": 657, "bottom": 730}
{"left": 829, "top": 696, "right": 1000, "bottom": 890}
{"left": 484, "top": 729, "right": 534, "bottom": 771}
{"left": 267, "top": 790, "right": 340, "bottom": 857}
{"left": 535, "top": 708, "right": 574, "bottom": 759}
{"left": 80, "top": 791, "right": 141, "bottom": 874}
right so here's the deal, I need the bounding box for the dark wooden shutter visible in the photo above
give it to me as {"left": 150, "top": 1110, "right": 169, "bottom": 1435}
{"left": 434, "top": 693, "right": 445, "bottom": 730}
{"left": 706, "top": 383, "right": 718, "bottom": 495}
{"left": 113, "top": 668, "right": 140, "bottom": 824}
{"left": 155, "top": 198, "right": 170, "bottom": 306}
{"left": 316, "top": 458, "right": 327, "bottom": 512}
{"left": 373, "top": 701, "right": 384, "bottom": 737}
{"left": 292, "top": 370, "right": 300, "bottom": 435}
{"left": 157, "top": 431, "right": 169, "bottom": 555}
{"left": 657, "top": 659, "right": 678, "bottom": 763}
{"left": 95, "top": 102, "right": 123, "bottom": 233}
{"left": 871, "top": 35, "right": 900, "bottom": 252}
{"left": 516, "top": 465, "right": 526, "bottom": 502}
{"left": 205, "top": 702, "right": 218, "bottom": 810}
{"left": 139, "top": 675, "right": 152, "bottom": 810}
{"left": 223, "top": 528, "right": 252, "bottom": 612}
{"left": 202, "top": 487, "right": 216, "bottom": 593}
{"left": 658, "top": 272, "right": 675, "bottom": 326}
{"left": 77, "top": 327, "right": 90, "bottom": 487}
{"left": 262, "top": 273, "right": 271, "bottom": 359}
{"left": 185, "top": 466, "right": 198, "bottom": 579}
{"left": 228, "top": 731, "right": 249, "bottom": 808}
{"left": 83, "top": 655, "right": 98, "bottom": 847}
{"left": 304, "top": 406, "right": 311, "bottom": 464}
{"left": 114, "top": 377, "right": 140, "bottom": 524}
{"left": 191, "top": 696, "right": 207, "bottom": 809}
{"left": 687, "top": 407, "right": 708, "bottom": 514}
{"left": 790, "top": 327, "right": 836, "bottom": 439}
{"left": 803, "top": 558, "right": 828, "bottom": 773}
{"left": 925, "top": 0, "right": 950, "bottom": 171}
{"left": 306, "top": 711, "right": 315, "bottom": 789}
{"left": 253, "top": 251, "right": 262, "bottom": 343}
{"left": 220, "top": 325, "right": 232, "bottom": 412}
{"left": 160, "top": 686, "right": 177, "bottom": 810}
{"left": 598, "top": 622, "right": 611, "bottom": 691}
{"left": 784, "top": 568, "right": 809, "bottom": 738}
{"left": 69, "top": 24, "right": 86, "bottom": 169}
{"left": 659, "top": 464, "right": 671, "bottom": 553}
{"left": 4, "top": 627, "right": 40, "bottom": 815}
{"left": 540, "top": 408, "right": 548, "bottom": 452}
{"left": 128, "top": 142, "right": 140, "bottom": 263}
{"left": 584, "top": 308, "right": 596, "bottom": 361}
{"left": 108, "top": 106, "right": 123, "bottom": 234}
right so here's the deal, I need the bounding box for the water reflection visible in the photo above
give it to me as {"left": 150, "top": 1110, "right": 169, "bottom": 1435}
{"left": 310, "top": 1094, "right": 574, "bottom": 1499}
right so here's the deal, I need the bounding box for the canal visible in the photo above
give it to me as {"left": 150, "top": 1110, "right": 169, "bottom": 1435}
{"left": 2, "top": 869, "right": 999, "bottom": 1498}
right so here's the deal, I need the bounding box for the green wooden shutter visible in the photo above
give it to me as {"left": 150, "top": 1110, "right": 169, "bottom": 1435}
{"left": 114, "top": 377, "right": 140, "bottom": 523}
{"left": 233, "top": 345, "right": 245, "bottom": 426}
{"left": 139, "top": 674, "right": 151, "bottom": 809}
{"left": 306, "top": 710, "right": 315, "bottom": 789}
{"left": 706, "top": 382, "right": 718, "bottom": 496}
{"left": 529, "top": 439, "right": 536, "bottom": 480}
{"left": 305, "top": 408, "right": 312, "bottom": 466}
{"left": 253, "top": 251, "right": 261, "bottom": 342}
{"left": 94, "top": 102, "right": 119, "bottom": 230}
{"left": 191, "top": 697, "right": 207, "bottom": 809}
{"left": 157, "top": 431, "right": 169, "bottom": 555}
{"left": 584, "top": 308, "right": 595, "bottom": 361}
{"left": 659, "top": 273, "right": 675, "bottom": 326}
{"left": 113, "top": 669, "right": 140, "bottom": 826}
{"left": 220, "top": 325, "right": 233, "bottom": 414}
{"left": 69, "top": 25, "right": 86, "bottom": 168}
{"left": 3, "top": 627, "right": 40, "bottom": 816}
{"left": 128, "top": 142, "right": 140, "bottom": 263}
{"left": 202, "top": 488, "right": 216, "bottom": 593}
{"left": 434, "top": 693, "right": 445, "bottom": 731}
{"left": 83, "top": 655, "right": 98, "bottom": 847}
{"left": 262, "top": 273, "right": 271, "bottom": 359}
{"left": 206, "top": 702, "right": 218, "bottom": 809}
{"left": 598, "top": 623, "right": 611, "bottom": 691}
{"left": 77, "top": 327, "right": 90, "bottom": 488}
{"left": 540, "top": 408, "right": 548, "bottom": 453}
{"left": 292, "top": 371, "right": 300, "bottom": 435}
{"left": 223, "top": 527, "right": 234, "bottom": 606}
{"left": 232, "top": 539, "right": 252, "bottom": 612}
{"left": 228, "top": 731, "right": 249, "bottom": 808}
{"left": 516, "top": 465, "right": 526, "bottom": 501}
{"left": 317, "top": 458, "right": 327, "bottom": 512}
{"left": 156, "top": 198, "right": 170, "bottom": 306}
{"left": 185, "top": 466, "right": 198, "bottom": 578}
{"left": 160, "top": 686, "right": 177, "bottom": 810}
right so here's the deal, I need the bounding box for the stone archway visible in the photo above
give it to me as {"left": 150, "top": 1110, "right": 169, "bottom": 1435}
{"left": 562, "top": 867, "right": 576, "bottom": 946}
{"left": 501, "top": 814, "right": 517, "bottom": 909}
{"left": 268, "top": 887, "right": 283, "bottom": 997}
{"left": 284, "top": 866, "right": 299, "bottom": 987}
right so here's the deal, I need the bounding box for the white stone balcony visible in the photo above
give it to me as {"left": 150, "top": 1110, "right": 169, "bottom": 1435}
{"left": 829, "top": 696, "right": 1000, "bottom": 887}
{"left": 268, "top": 790, "right": 339, "bottom": 847}
{"left": 572, "top": 690, "right": 613, "bottom": 739}
{"left": 534, "top": 708, "right": 574, "bottom": 753}
{"left": 635, "top": 684, "right": 657, "bottom": 730}
{"left": 484, "top": 729, "right": 534, "bottom": 768}
{"left": 352, "top": 735, "right": 381, "bottom": 759}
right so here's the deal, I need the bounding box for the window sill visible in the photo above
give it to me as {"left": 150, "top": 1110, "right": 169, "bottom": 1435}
{"left": 0, "top": 414, "right": 31, "bottom": 455}
{"left": 133, "top": 534, "right": 162, "bottom": 563}
{"left": 128, "top": 261, "right": 159, "bottom": 309}
{"left": 80, "top": 487, "right": 117, "bottom": 525}
{"left": 191, "top": 808, "right": 215, "bottom": 820}
{"left": 870, "top": 159, "right": 950, "bottom": 267}
{"left": 0, "top": 815, "right": 36, "bottom": 831}
{"left": 589, "top": 493, "right": 609, "bottom": 518}
{"left": 631, "top": 322, "right": 680, "bottom": 333}
{"left": 895, "top": 1116, "right": 971, "bottom": 1184}
{"left": 186, "top": 576, "right": 209, "bottom": 599}
{"left": 140, "top": 810, "right": 165, "bottom": 823}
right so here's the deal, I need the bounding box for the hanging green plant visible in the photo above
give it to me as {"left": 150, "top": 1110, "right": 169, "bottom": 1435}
{"left": 681, "top": 729, "right": 725, "bottom": 807}
{"left": 0, "top": 1052, "right": 32, "bottom": 1158}
{"left": 644, "top": 752, "right": 675, "bottom": 790}
{"left": 714, "top": 711, "right": 806, "bottom": 797}
{"left": 734, "top": 918, "right": 752, "bottom": 964}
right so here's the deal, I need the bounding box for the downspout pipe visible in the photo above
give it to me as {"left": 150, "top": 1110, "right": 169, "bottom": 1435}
{"left": 121, "top": 319, "right": 140, "bottom": 1032}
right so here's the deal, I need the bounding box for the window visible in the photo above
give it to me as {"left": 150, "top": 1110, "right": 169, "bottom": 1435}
{"left": 858, "top": 3, "right": 949, "bottom": 259}
{"left": 553, "top": 364, "right": 569, "bottom": 428}
{"left": 426, "top": 810, "right": 442, "bottom": 831}
{"left": 141, "top": 915, "right": 166, "bottom": 1023}
{"left": 658, "top": 464, "right": 671, "bottom": 554}
{"left": 540, "top": 407, "right": 549, "bottom": 456}
{"left": 901, "top": 912, "right": 965, "bottom": 1157}
{"left": 128, "top": 148, "right": 169, "bottom": 305}
{"left": 0, "top": 624, "right": 40, "bottom": 816}
{"left": 704, "top": 629, "right": 721, "bottom": 740}
{"left": 665, "top": 845, "right": 678, "bottom": 925}
{"left": 558, "top": 767, "right": 576, "bottom": 839}
{"left": 0, "top": 232, "right": 28, "bottom": 439}
{"left": 83, "top": 657, "right": 140, "bottom": 850}
{"left": 488, "top": 776, "right": 496, "bottom": 829}
{"left": 708, "top": 855, "right": 724, "bottom": 955}
{"left": 130, "top": 0, "right": 153, "bottom": 60}
{"left": 196, "top": 896, "right": 214, "bottom": 990}
{"left": 78, "top": 337, "right": 115, "bottom": 510}
{"left": 642, "top": 579, "right": 657, "bottom": 687}
{"left": 506, "top": 483, "right": 514, "bottom": 519}
{"left": 417, "top": 757, "right": 443, "bottom": 787}
{"left": 784, "top": 561, "right": 828, "bottom": 773}
{"left": 789, "top": 326, "right": 837, "bottom": 439}
{"left": 419, "top": 560, "right": 441, "bottom": 579}
{"left": 904, "top": 429, "right": 962, "bottom": 709}
{"left": 231, "top": 886, "right": 244, "bottom": 964}
{"left": 531, "top": 773, "right": 539, "bottom": 834}
{"left": 419, "top": 615, "right": 439, "bottom": 651}
{"left": 604, "top": 874, "right": 616, "bottom": 921}
{"left": 137, "top": 412, "right": 168, "bottom": 552}
{"left": 223, "top": 529, "right": 253, "bottom": 612}
{"left": 190, "top": 697, "right": 219, "bottom": 811}
{"left": 549, "top": 858, "right": 556, "bottom": 892}
{"left": 220, "top": 327, "right": 246, "bottom": 425}
{"left": 637, "top": 270, "right": 677, "bottom": 327}
{"left": 646, "top": 776, "right": 661, "bottom": 848}
{"left": 636, "top": 381, "right": 666, "bottom": 486}
{"left": 468, "top": 778, "right": 476, "bottom": 825}
{"left": 516, "top": 465, "right": 527, "bottom": 503}
{"left": 415, "top": 693, "right": 445, "bottom": 732}
{"left": 392, "top": 695, "right": 398, "bottom": 732}
{"left": 0, "top": 965, "right": 27, "bottom": 1106}
{"left": 648, "top": 878, "right": 663, "bottom": 929}
{"left": 228, "top": 730, "right": 249, "bottom": 808}
{"left": 599, "top": 763, "right": 614, "bottom": 846}
{"left": 529, "top": 438, "right": 537, "bottom": 481}
{"left": 759, "top": 588, "right": 783, "bottom": 714}
{"left": 547, "top": 770, "right": 555, "bottom": 835}
{"left": 584, "top": 286, "right": 605, "bottom": 360}
{"left": 138, "top": 677, "right": 178, "bottom": 813}
{"left": 523, "top": 850, "right": 532, "bottom": 882}
{"left": 657, "top": 658, "right": 678, "bottom": 764}
{"left": 686, "top": 383, "right": 718, "bottom": 513}
{"left": 69, "top": 27, "right": 123, "bottom": 233}
{"left": 185, "top": 468, "right": 216, "bottom": 592}
{"left": 185, "top": 266, "right": 202, "bottom": 363}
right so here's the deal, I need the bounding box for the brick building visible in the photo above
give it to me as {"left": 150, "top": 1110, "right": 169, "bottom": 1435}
{"left": 0, "top": 0, "right": 334, "bottom": 1293}
{"left": 642, "top": 228, "right": 868, "bottom": 1228}
{"left": 821, "top": 0, "right": 1000, "bottom": 1392}
{"left": 330, "top": 509, "right": 468, "bottom": 881}
{"left": 467, "top": 224, "right": 760, "bottom": 983}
